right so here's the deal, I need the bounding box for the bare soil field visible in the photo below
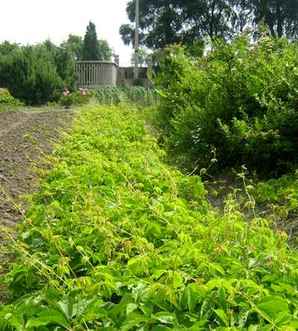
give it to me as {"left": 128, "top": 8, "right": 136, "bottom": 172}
{"left": 0, "top": 109, "right": 73, "bottom": 301}
{"left": 0, "top": 109, "right": 73, "bottom": 228}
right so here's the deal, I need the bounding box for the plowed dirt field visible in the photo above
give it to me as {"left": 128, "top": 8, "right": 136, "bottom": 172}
{"left": 0, "top": 109, "right": 73, "bottom": 228}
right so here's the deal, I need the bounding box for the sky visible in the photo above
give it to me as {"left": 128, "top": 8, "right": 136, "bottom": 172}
{"left": 0, "top": 0, "right": 133, "bottom": 66}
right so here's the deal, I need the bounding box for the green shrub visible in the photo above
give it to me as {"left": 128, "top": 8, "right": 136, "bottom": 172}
{"left": 0, "top": 42, "right": 76, "bottom": 105}
{"left": 0, "top": 88, "right": 23, "bottom": 106}
{"left": 254, "top": 171, "right": 298, "bottom": 243}
{"left": 43, "top": 40, "right": 76, "bottom": 90}
{"left": 153, "top": 36, "right": 298, "bottom": 176}
{"left": 0, "top": 105, "right": 297, "bottom": 329}
{"left": 0, "top": 46, "right": 63, "bottom": 105}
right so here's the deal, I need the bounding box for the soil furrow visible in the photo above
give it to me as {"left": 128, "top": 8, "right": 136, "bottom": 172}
{"left": 0, "top": 109, "right": 73, "bottom": 228}
{"left": 0, "top": 108, "right": 74, "bottom": 302}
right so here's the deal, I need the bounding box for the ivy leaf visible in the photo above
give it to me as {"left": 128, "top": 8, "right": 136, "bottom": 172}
{"left": 128, "top": 256, "right": 149, "bottom": 276}
{"left": 256, "top": 296, "right": 290, "bottom": 325}
{"left": 214, "top": 309, "right": 229, "bottom": 326}
{"left": 153, "top": 312, "right": 176, "bottom": 325}
{"left": 121, "top": 313, "right": 148, "bottom": 331}
{"left": 25, "top": 308, "right": 69, "bottom": 328}
{"left": 126, "top": 303, "right": 138, "bottom": 315}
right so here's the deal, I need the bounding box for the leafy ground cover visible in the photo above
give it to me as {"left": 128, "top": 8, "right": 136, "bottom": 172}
{"left": 254, "top": 173, "right": 298, "bottom": 243}
{"left": 201, "top": 170, "right": 298, "bottom": 247}
{"left": 0, "top": 107, "right": 74, "bottom": 308}
{"left": 0, "top": 105, "right": 297, "bottom": 330}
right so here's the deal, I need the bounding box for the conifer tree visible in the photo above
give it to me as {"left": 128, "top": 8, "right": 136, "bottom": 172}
{"left": 82, "top": 21, "right": 101, "bottom": 60}
{"left": 82, "top": 21, "right": 112, "bottom": 61}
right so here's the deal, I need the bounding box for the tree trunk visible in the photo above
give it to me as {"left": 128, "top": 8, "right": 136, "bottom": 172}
{"left": 276, "top": 1, "right": 283, "bottom": 37}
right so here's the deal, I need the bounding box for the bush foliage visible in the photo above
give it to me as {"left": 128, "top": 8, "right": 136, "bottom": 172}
{"left": 153, "top": 36, "right": 298, "bottom": 176}
{"left": 0, "top": 105, "right": 297, "bottom": 330}
{"left": 0, "top": 88, "right": 23, "bottom": 107}
{"left": 254, "top": 171, "right": 298, "bottom": 243}
{"left": 0, "top": 42, "right": 75, "bottom": 105}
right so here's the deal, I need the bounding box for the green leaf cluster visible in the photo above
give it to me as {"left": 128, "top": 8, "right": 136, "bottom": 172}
{"left": 0, "top": 105, "right": 297, "bottom": 330}
{"left": 0, "top": 88, "right": 23, "bottom": 108}
{"left": 254, "top": 171, "right": 298, "bottom": 243}
{"left": 153, "top": 36, "right": 298, "bottom": 176}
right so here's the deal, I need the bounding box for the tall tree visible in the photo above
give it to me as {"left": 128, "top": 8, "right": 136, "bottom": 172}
{"left": 82, "top": 22, "right": 112, "bottom": 61}
{"left": 131, "top": 47, "right": 153, "bottom": 67}
{"left": 82, "top": 22, "right": 101, "bottom": 60}
{"left": 61, "top": 35, "right": 83, "bottom": 60}
{"left": 252, "top": 0, "right": 298, "bottom": 38}
{"left": 0, "top": 41, "right": 19, "bottom": 56}
{"left": 120, "top": 0, "right": 250, "bottom": 49}
{"left": 98, "top": 40, "right": 113, "bottom": 61}
{"left": 120, "top": 0, "right": 297, "bottom": 50}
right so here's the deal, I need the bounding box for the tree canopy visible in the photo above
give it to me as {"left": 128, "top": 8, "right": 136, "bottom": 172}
{"left": 252, "top": 0, "right": 298, "bottom": 38}
{"left": 61, "top": 34, "right": 83, "bottom": 61}
{"left": 82, "top": 21, "right": 112, "bottom": 61}
{"left": 120, "top": 0, "right": 298, "bottom": 49}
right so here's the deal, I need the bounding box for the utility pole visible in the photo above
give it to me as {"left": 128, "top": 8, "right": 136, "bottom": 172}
{"left": 134, "top": 0, "right": 140, "bottom": 80}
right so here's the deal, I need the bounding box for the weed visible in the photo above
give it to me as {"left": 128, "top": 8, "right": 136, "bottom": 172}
{"left": 0, "top": 105, "right": 297, "bottom": 330}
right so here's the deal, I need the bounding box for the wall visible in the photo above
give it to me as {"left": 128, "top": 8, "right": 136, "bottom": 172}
{"left": 76, "top": 61, "right": 117, "bottom": 88}
{"left": 75, "top": 62, "right": 151, "bottom": 88}
{"left": 117, "top": 67, "right": 151, "bottom": 87}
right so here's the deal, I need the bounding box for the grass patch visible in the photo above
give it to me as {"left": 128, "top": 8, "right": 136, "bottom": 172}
{"left": 0, "top": 105, "right": 297, "bottom": 330}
